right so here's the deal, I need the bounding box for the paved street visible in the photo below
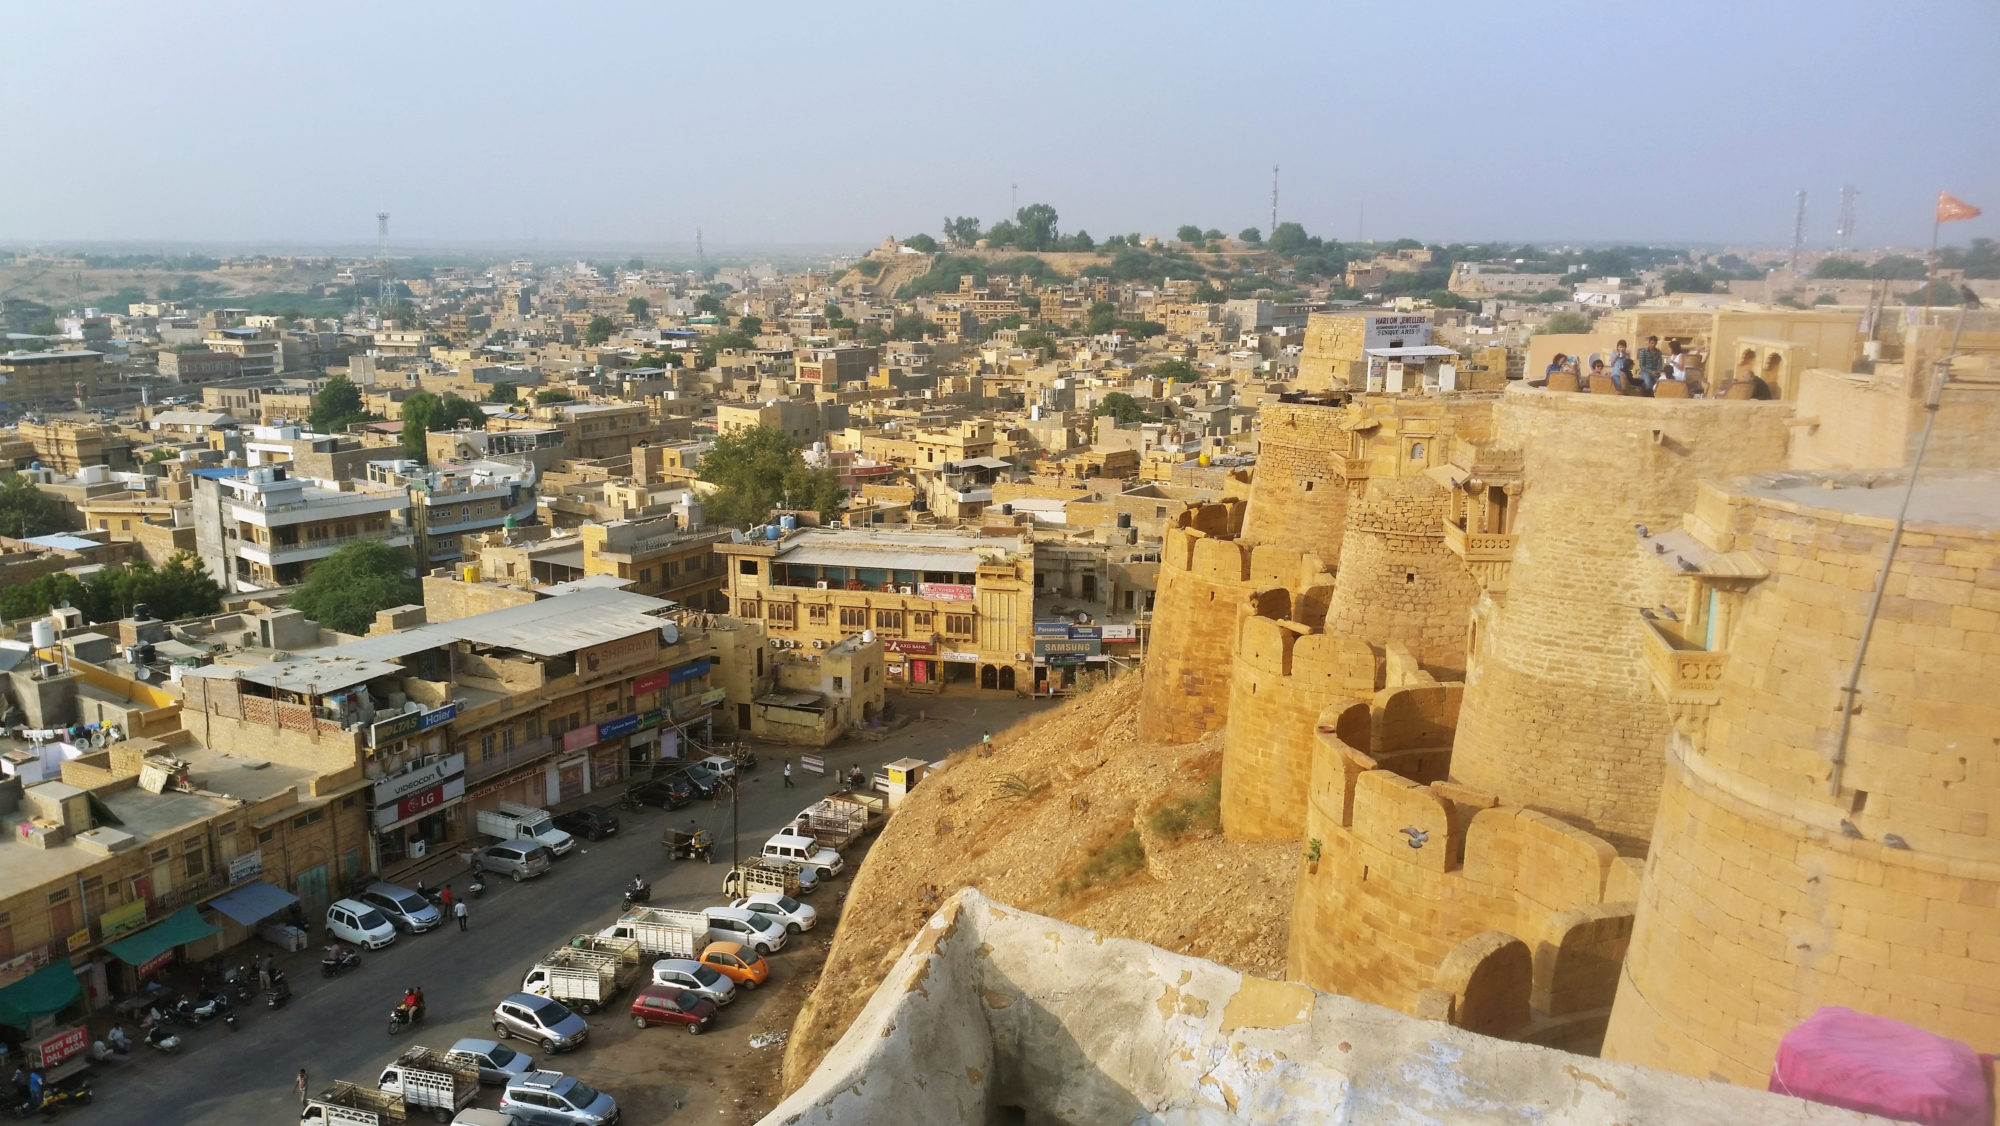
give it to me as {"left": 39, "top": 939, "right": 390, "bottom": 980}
{"left": 87, "top": 690, "right": 1052, "bottom": 1125}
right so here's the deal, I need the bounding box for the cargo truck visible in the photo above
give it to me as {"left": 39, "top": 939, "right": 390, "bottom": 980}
{"left": 521, "top": 949, "right": 621, "bottom": 1014}
{"left": 376, "top": 1046, "right": 479, "bottom": 1122}
{"left": 474, "top": 802, "right": 576, "bottom": 857}
{"left": 565, "top": 932, "right": 643, "bottom": 982}
{"left": 721, "top": 860, "right": 812, "bottom": 898}
{"left": 597, "top": 906, "right": 707, "bottom": 958}
{"left": 300, "top": 1082, "right": 405, "bottom": 1126}
{"left": 785, "top": 794, "right": 883, "bottom": 851}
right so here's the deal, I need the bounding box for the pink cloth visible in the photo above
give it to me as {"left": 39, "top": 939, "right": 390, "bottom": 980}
{"left": 1770, "top": 1006, "right": 1993, "bottom": 1126}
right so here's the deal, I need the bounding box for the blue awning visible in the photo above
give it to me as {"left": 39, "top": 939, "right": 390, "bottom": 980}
{"left": 207, "top": 881, "right": 298, "bottom": 926}
{"left": 104, "top": 906, "right": 220, "bottom": 966}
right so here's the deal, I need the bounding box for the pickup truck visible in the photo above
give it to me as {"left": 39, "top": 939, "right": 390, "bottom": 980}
{"left": 475, "top": 802, "right": 575, "bottom": 857}
{"left": 785, "top": 794, "right": 884, "bottom": 851}
{"left": 598, "top": 906, "right": 707, "bottom": 958}
{"left": 300, "top": 1081, "right": 406, "bottom": 1126}
{"left": 566, "top": 933, "right": 642, "bottom": 981}
{"left": 377, "top": 1046, "right": 478, "bottom": 1122}
{"left": 722, "top": 860, "right": 815, "bottom": 898}
{"left": 521, "top": 949, "right": 621, "bottom": 1015}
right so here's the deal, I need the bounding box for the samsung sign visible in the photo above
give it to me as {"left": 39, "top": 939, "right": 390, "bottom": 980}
{"left": 367, "top": 701, "right": 462, "bottom": 748}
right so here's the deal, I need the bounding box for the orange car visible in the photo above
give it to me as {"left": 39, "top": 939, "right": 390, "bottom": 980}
{"left": 698, "top": 941, "right": 769, "bottom": 990}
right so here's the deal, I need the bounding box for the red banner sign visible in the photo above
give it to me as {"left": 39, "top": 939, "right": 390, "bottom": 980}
{"left": 881, "top": 639, "right": 934, "bottom": 654}
{"left": 562, "top": 725, "right": 599, "bottom": 752}
{"left": 137, "top": 950, "right": 175, "bottom": 979}
{"left": 34, "top": 1026, "right": 87, "bottom": 1069}
{"left": 632, "top": 669, "right": 673, "bottom": 696}
{"left": 397, "top": 785, "right": 445, "bottom": 820}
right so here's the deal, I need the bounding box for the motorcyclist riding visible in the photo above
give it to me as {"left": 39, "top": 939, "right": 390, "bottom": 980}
{"left": 628, "top": 874, "right": 648, "bottom": 894}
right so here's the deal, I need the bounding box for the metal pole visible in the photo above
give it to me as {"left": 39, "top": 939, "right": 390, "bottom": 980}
{"left": 730, "top": 768, "right": 739, "bottom": 873}
{"left": 1827, "top": 302, "right": 1966, "bottom": 796}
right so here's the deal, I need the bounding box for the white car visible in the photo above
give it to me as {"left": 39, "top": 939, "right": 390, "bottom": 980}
{"left": 699, "top": 754, "right": 737, "bottom": 780}
{"left": 703, "top": 906, "right": 788, "bottom": 955}
{"left": 325, "top": 898, "right": 398, "bottom": 950}
{"left": 649, "top": 958, "right": 736, "bottom": 1006}
{"left": 730, "top": 892, "right": 816, "bottom": 934}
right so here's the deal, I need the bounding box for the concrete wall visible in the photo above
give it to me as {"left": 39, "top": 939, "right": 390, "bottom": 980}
{"left": 1448, "top": 385, "right": 1795, "bottom": 850}
{"left": 762, "top": 889, "right": 1887, "bottom": 1125}
{"left": 1602, "top": 471, "right": 2000, "bottom": 1084}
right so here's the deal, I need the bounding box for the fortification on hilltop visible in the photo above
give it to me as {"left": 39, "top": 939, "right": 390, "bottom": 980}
{"left": 1602, "top": 468, "right": 2000, "bottom": 1083}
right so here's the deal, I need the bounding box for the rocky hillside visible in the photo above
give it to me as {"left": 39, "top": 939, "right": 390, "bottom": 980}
{"left": 781, "top": 674, "right": 1299, "bottom": 1089}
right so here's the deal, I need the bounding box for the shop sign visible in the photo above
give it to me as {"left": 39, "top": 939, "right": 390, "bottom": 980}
{"left": 367, "top": 701, "right": 461, "bottom": 748}
{"left": 1068, "top": 626, "right": 1101, "bottom": 641}
{"left": 371, "top": 752, "right": 467, "bottom": 807}
{"left": 800, "top": 754, "right": 825, "bottom": 774}
{"left": 1101, "top": 624, "right": 1137, "bottom": 641}
{"left": 633, "top": 669, "right": 674, "bottom": 695}
{"left": 226, "top": 849, "right": 264, "bottom": 885}
{"left": 375, "top": 777, "right": 466, "bottom": 828}
{"left": 33, "top": 1026, "right": 88, "bottom": 1069}
{"left": 137, "top": 950, "right": 175, "bottom": 978}
{"left": 580, "top": 633, "right": 659, "bottom": 681}
{"left": 881, "top": 638, "right": 934, "bottom": 655}
{"left": 1033, "top": 621, "right": 1071, "bottom": 638}
{"left": 1034, "top": 638, "right": 1098, "bottom": 658}
{"left": 669, "top": 694, "right": 710, "bottom": 718}
{"left": 1362, "top": 314, "right": 1432, "bottom": 351}
{"left": 698, "top": 687, "right": 727, "bottom": 706}
{"left": 635, "top": 708, "right": 667, "bottom": 731}
{"left": 65, "top": 928, "right": 92, "bottom": 953}
{"left": 667, "top": 658, "right": 712, "bottom": 685}
{"left": 0, "top": 948, "right": 52, "bottom": 988}
{"left": 99, "top": 899, "right": 150, "bottom": 943}
{"left": 940, "top": 649, "right": 979, "bottom": 663}
{"left": 1046, "top": 655, "right": 1087, "bottom": 667}
{"left": 562, "top": 725, "right": 599, "bottom": 752}
{"left": 916, "top": 582, "right": 974, "bottom": 602}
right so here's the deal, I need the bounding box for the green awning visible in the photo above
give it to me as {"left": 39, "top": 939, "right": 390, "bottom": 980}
{"left": 104, "top": 906, "right": 220, "bottom": 966}
{"left": 0, "top": 962, "right": 82, "bottom": 1029}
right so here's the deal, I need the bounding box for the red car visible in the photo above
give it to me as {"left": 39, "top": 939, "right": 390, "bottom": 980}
{"left": 629, "top": 984, "right": 716, "bottom": 1035}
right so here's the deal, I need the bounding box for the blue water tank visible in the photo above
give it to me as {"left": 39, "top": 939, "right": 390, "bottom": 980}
{"left": 765, "top": 524, "right": 781, "bottom": 540}
{"left": 780, "top": 514, "right": 798, "bottom": 532}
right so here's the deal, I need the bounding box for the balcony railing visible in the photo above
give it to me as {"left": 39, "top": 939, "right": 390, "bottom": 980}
{"left": 1447, "top": 438, "right": 1523, "bottom": 479}
{"left": 1639, "top": 616, "right": 1726, "bottom": 709}
{"left": 1442, "top": 520, "right": 1517, "bottom": 592}
{"left": 1328, "top": 451, "right": 1369, "bottom": 480}
{"left": 464, "top": 734, "right": 554, "bottom": 785}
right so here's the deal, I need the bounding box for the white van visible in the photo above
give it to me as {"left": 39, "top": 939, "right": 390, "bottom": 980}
{"left": 761, "top": 832, "right": 844, "bottom": 880}
{"left": 325, "top": 898, "right": 399, "bottom": 950}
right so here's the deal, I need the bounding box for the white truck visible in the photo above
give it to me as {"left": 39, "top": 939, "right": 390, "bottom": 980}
{"left": 475, "top": 802, "right": 575, "bottom": 857}
{"left": 521, "top": 946, "right": 639, "bottom": 1014}
{"left": 566, "top": 932, "right": 643, "bottom": 981}
{"left": 300, "top": 1081, "right": 406, "bottom": 1126}
{"left": 598, "top": 906, "right": 706, "bottom": 958}
{"left": 376, "top": 1046, "right": 478, "bottom": 1122}
{"left": 722, "top": 860, "right": 811, "bottom": 898}
{"left": 787, "top": 795, "right": 881, "bottom": 851}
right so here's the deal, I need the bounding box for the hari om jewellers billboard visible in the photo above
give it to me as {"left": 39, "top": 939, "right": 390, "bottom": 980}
{"left": 1362, "top": 314, "right": 1431, "bottom": 351}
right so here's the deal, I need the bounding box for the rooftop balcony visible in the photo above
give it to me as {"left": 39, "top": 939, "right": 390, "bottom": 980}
{"left": 1639, "top": 614, "right": 1727, "bottom": 728}
{"left": 1441, "top": 520, "right": 1517, "bottom": 592}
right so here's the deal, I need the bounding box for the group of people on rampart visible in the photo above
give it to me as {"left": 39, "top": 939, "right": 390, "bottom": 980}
{"left": 1543, "top": 336, "right": 1776, "bottom": 399}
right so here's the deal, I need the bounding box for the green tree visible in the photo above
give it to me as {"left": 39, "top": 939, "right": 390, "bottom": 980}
{"left": 943, "top": 216, "right": 982, "bottom": 248}
{"left": 694, "top": 294, "right": 724, "bottom": 316}
{"left": 583, "top": 315, "right": 616, "bottom": 345}
{"left": 434, "top": 394, "right": 486, "bottom": 431}
{"left": 1899, "top": 281, "right": 1964, "bottom": 306}
{"left": 0, "top": 572, "right": 89, "bottom": 622}
{"left": 384, "top": 300, "right": 419, "bottom": 328}
{"left": 736, "top": 315, "right": 763, "bottom": 337}
{"left": 1095, "top": 392, "right": 1145, "bottom": 424}
{"left": 699, "top": 426, "right": 846, "bottom": 527}
{"left": 1193, "top": 282, "right": 1225, "bottom": 303}
{"left": 1176, "top": 225, "right": 1204, "bottom": 245}
{"left": 902, "top": 234, "right": 938, "bottom": 253}
{"left": 487, "top": 381, "right": 519, "bottom": 404}
{"left": 854, "top": 259, "right": 883, "bottom": 278}
{"left": 288, "top": 541, "right": 422, "bottom": 635}
{"left": 399, "top": 391, "right": 441, "bottom": 461}
{"left": 1086, "top": 301, "right": 1118, "bottom": 335}
{"left": 1202, "top": 228, "right": 1224, "bottom": 241}
{"left": 80, "top": 552, "right": 223, "bottom": 624}
{"left": 1660, "top": 269, "right": 1712, "bottom": 294}
{"left": 626, "top": 296, "right": 650, "bottom": 318}
{"left": 148, "top": 447, "right": 180, "bottom": 464}
{"left": 890, "top": 314, "right": 938, "bottom": 341}
{"left": 1239, "top": 227, "right": 1262, "bottom": 244}
{"left": 307, "top": 374, "right": 367, "bottom": 433}
{"left": 1149, "top": 358, "right": 1196, "bottom": 382}
{"left": 1535, "top": 311, "right": 1593, "bottom": 335}
{"left": 1013, "top": 203, "right": 1059, "bottom": 252}
{"left": 1058, "top": 230, "right": 1095, "bottom": 252}
{"left": 1267, "top": 221, "right": 1316, "bottom": 254}
{"left": 861, "top": 325, "right": 889, "bottom": 346}
{"left": 626, "top": 255, "right": 645, "bottom": 269}
{"left": 824, "top": 303, "right": 856, "bottom": 330}
{"left": 1016, "top": 330, "right": 1056, "bottom": 357}
{"left": 0, "top": 472, "right": 69, "bottom": 538}
{"left": 535, "top": 388, "right": 576, "bottom": 405}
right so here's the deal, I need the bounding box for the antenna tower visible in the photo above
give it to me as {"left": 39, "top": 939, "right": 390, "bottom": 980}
{"left": 1834, "top": 184, "right": 1859, "bottom": 252}
{"left": 376, "top": 210, "right": 391, "bottom": 309}
{"left": 1270, "top": 165, "right": 1279, "bottom": 234}
{"left": 1790, "top": 190, "right": 1808, "bottom": 272}
{"left": 1010, "top": 183, "right": 1018, "bottom": 214}
{"left": 696, "top": 228, "right": 706, "bottom": 275}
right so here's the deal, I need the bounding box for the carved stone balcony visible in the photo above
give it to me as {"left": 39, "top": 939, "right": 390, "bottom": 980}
{"left": 1441, "top": 521, "right": 1518, "bottom": 592}
{"left": 1640, "top": 615, "right": 1727, "bottom": 730}
{"left": 1328, "top": 451, "right": 1370, "bottom": 480}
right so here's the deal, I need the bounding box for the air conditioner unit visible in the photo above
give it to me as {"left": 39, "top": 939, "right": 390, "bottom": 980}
{"left": 815, "top": 581, "right": 828, "bottom": 590}
{"left": 900, "top": 585, "right": 914, "bottom": 595}
{"left": 812, "top": 639, "right": 825, "bottom": 649}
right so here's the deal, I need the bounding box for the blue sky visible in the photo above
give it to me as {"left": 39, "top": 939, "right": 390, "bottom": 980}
{"left": 3, "top": 0, "right": 1995, "bottom": 250}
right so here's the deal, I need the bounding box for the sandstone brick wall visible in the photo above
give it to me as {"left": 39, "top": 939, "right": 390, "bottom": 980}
{"left": 1323, "top": 475, "right": 1482, "bottom": 677}
{"left": 1134, "top": 505, "right": 1255, "bottom": 744}
{"left": 1448, "top": 386, "right": 1795, "bottom": 850}
{"left": 1219, "top": 610, "right": 1373, "bottom": 840}
{"left": 1238, "top": 402, "right": 1355, "bottom": 558}
{"left": 1602, "top": 473, "right": 2000, "bottom": 1084}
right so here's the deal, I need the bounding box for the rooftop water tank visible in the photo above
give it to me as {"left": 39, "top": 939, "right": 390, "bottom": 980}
{"left": 765, "top": 524, "right": 781, "bottom": 541}
{"left": 861, "top": 629, "right": 875, "bottom": 644}
{"left": 30, "top": 620, "right": 55, "bottom": 650}
{"left": 780, "top": 515, "right": 798, "bottom": 532}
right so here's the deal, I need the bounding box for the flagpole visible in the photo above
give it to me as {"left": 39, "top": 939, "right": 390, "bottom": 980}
{"left": 1923, "top": 194, "right": 1941, "bottom": 322}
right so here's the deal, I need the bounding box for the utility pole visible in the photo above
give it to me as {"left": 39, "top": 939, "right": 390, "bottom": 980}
{"left": 729, "top": 771, "right": 740, "bottom": 873}
{"left": 1790, "top": 190, "right": 1808, "bottom": 273}
{"left": 1270, "top": 165, "right": 1279, "bottom": 234}
{"left": 696, "top": 228, "right": 706, "bottom": 276}
{"left": 376, "top": 210, "right": 391, "bottom": 311}
{"left": 1834, "top": 184, "right": 1859, "bottom": 253}
{"left": 1010, "top": 183, "right": 1018, "bottom": 215}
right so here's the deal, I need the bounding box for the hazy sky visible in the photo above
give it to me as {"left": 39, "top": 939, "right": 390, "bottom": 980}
{"left": 4, "top": 1, "right": 1995, "bottom": 251}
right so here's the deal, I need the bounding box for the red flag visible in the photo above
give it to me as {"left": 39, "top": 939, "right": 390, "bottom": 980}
{"left": 1937, "top": 192, "right": 1982, "bottom": 223}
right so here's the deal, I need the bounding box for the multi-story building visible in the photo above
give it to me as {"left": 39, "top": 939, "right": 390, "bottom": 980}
{"left": 794, "top": 345, "right": 879, "bottom": 390}
{"left": 365, "top": 459, "right": 538, "bottom": 570}
{"left": 204, "top": 328, "right": 281, "bottom": 379}
{"left": 717, "top": 526, "right": 1036, "bottom": 693}
{"left": 714, "top": 398, "right": 850, "bottom": 445}
{"left": 13, "top": 420, "right": 135, "bottom": 473}
{"left": 157, "top": 349, "right": 242, "bottom": 384}
{"left": 0, "top": 350, "right": 106, "bottom": 408}
{"left": 576, "top": 516, "right": 728, "bottom": 610}
{"left": 190, "top": 465, "right": 410, "bottom": 592}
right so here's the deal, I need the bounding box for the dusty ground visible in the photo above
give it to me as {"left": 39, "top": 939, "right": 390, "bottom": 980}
{"left": 781, "top": 674, "right": 1299, "bottom": 1090}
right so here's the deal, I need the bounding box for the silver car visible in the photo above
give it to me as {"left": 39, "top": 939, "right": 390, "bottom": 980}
{"left": 448, "top": 1037, "right": 535, "bottom": 1085}
{"left": 500, "top": 1071, "right": 619, "bottom": 1126}
{"left": 360, "top": 883, "right": 442, "bottom": 934}
{"left": 492, "top": 992, "right": 588, "bottom": 1053}
{"left": 648, "top": 959, "right": 736, "bottom": 1007}
{"left": 473, "top": 840, "right": 554, "bottom": 882}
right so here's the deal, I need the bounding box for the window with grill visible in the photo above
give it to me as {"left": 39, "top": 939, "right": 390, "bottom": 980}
{"left": 767, "top": 603, "right": 795, "bottom": 626}
{"left": 910, "top": 611, "right": 933, "bottom": 630}
{"left": 740, "top": 600, "right": 760, "bottom": 618}
{"left": 807, "top": 604, "right": 828, "bottom": 624}
{"left": 944, "top": 613, "right": 974, "bottom": 637}
{"left": 184, "top": 851, "right": 205, "bottom": 879}
{"left": 838, "top": 606, "right": 867, "bottom": 630}
{"left": 874, "top": 610, "right": 903, "bottom": 631}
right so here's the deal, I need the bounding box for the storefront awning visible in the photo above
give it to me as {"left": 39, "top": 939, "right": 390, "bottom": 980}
{"left": 207, "top": 881, "right": 298, "bottom": 926}
{"left": 104, "top": 906, "right": 220, "bottom": 966}
{"left": 0, "top": 962, "right": 81, "bottom": 1029}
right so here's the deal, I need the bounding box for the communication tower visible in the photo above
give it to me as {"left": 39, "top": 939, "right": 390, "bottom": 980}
{"left": 1834, "top": 184, "right": 1858, "bottom": 252}
{"left": 376, "top": 210, "right": 392, "bottom": 309}
{"left": 1789, "top": 190, "right": 1808, "bottom": 272}
{"left": 1270, "top": 165, "right": 1279, "bottom": 235}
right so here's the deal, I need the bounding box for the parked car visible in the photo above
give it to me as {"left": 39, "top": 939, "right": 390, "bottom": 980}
{"left": 702, "top": 906, "right": 788, "bottom": 955}
{"left": 628, "top": 984, "right": 715, "bottom": 1035}
{"left": 761, "top": 832, "right": 845, "bottom": 881}
{"left": 551, "top": 805, "right": 619, "bottom": 842}
{"left": 729, "top": 892, "right": 816, "bottom": 933}
{"left": 628, "top": 776, "right": 694, "bottom": 810}
{"left": 448, "top": 1037, "right": 536, "bottom": 1085}
{"left": 500, "top": 1070, "right": 620, "bottom": 1126}
{"left": 648, "top": 958, "right": 736, "bottom": 1007}
{"left": 451, "top": 1111, "right": 516, "bottom": 1126}
{"left": 360, "top": 883, "right": 443, "bottom": 934}
{"left": 325, "top": 898, "right": 398, "bottom": 949}
{"left": 674, "top": 763, "right": 719, "bottom": 798}
{"left": 698, "top": 754, "right": 737, "bottom": 780}
{"left": 697, "top": 942, "right": 769, "bottom": 991}
{"left": 473, "top": 840, "right": 554, "bottom": 882}
{"left": 492, "top": 992, "right": 589, "bottom": 1053}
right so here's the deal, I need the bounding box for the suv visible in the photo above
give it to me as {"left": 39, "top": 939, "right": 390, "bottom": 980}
{"left": 761, "top": 832, "right": 844, "bottom": 881}
{"left": 551, "top": 805, "right": 619, "bottom": 841}
{"left": 325, "top": 898, "right": 398, "bottom": 949}
{"left": 473, "top": 840, "right": 554, "bottom": 882}
{"left": 492, "top": 992, "right": 589, "bottom": 1053}
{"left": 628, "top": 776, "right": 694, "bottom": 810}
{"left": 359, "top": 883, "right": 442, "bottom": 933}
{"left": 500, "top": 1071, "right": 619, "bottom": 1126}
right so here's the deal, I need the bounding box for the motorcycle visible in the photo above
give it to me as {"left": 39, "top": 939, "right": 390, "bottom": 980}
{"left": 320, "top": 946, "right": 361, "bottom": 979}
{"left": 14, "top": 1079, "right": 94, "bottom": 1117}
{"left": 265, "top": 968, "right": 292, "bottom": 1009}
{"left": 622, "top": 880, "right": 652, "bottom": 908}
{"left": 387, "top": 1001, "right": 426, "bottom": 1036}
{"left": 145, "top": 1026, "right": 182, "bottom": 1053}
{"left": 466, "top": 875, "right": 486, "bottom": 899}
{"left": 223, "top": 963, "right": 253, "bottom": 1003}
{"left": 183, "top": 990, "right": 234, "bottom": 1029}
{"left": 414, "top": 882, "right": 445, "bottom": 910}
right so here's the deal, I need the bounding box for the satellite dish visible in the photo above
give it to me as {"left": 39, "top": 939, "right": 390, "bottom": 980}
{"left": 660, "top": 622, "right": 680, "bottom": 645}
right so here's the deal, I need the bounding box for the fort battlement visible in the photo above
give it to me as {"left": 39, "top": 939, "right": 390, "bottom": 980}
{"left": 1219, "top": 602, "right": 1373, "bottom": 839}
{"left": 1290, "top": 709, "right": 1640, "bottom": 1055}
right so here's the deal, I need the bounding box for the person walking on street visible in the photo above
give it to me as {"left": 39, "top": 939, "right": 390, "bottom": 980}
{"left": 439, "top": 885, "right": 453, "bottom": 911}
{"left": 782, "top": 760, "right": 794, "bottom": 788}
{"left": 453, "top": 899, "right": 469, "bottom": 932}
{"left": 297, "top": 1069, "right": 309, "bottom": 1110}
